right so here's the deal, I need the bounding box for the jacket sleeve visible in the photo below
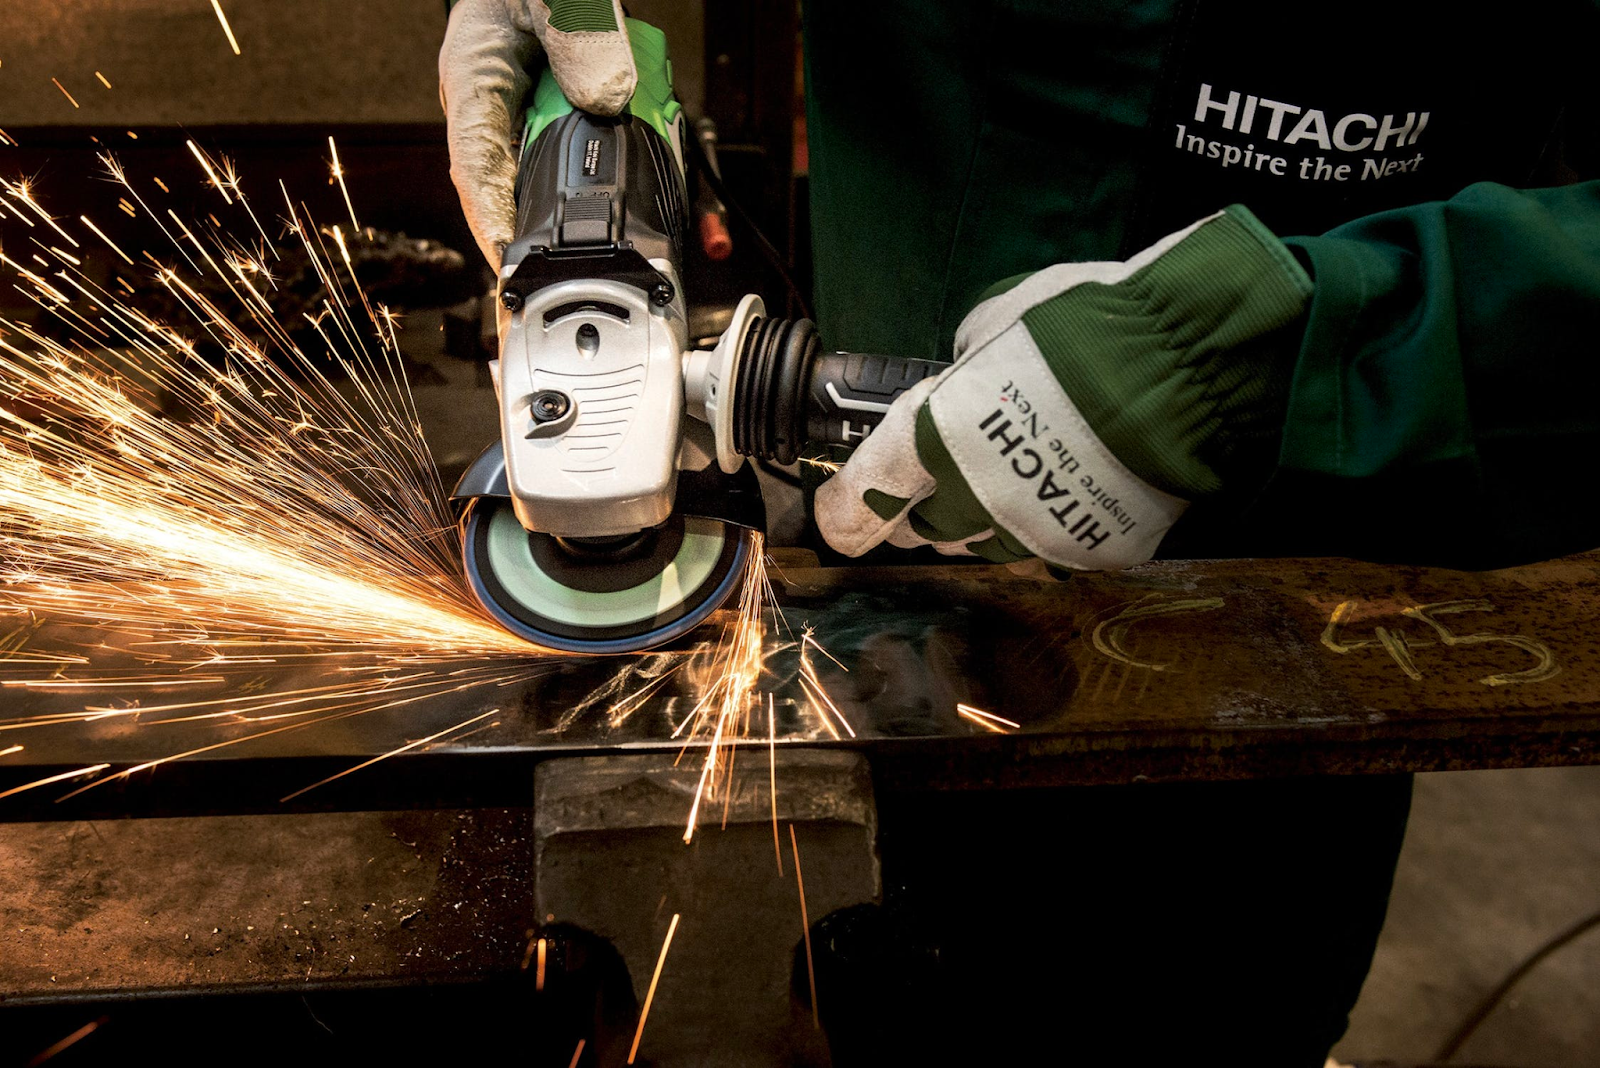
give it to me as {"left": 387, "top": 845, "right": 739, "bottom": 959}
{"left": 1251, "top": 180, "right": 1600, "bottom": 568}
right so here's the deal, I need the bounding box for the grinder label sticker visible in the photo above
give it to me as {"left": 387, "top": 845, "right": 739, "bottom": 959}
{"left": 582, "top": 138, "right": 602, "bottom": 177}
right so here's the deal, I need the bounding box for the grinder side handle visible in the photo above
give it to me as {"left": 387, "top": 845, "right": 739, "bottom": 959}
{"left": 719, "top": 313, "right": 946, "bottom": 465}
{"left": 804, "top": 350, "right": 945, "bottom": 449}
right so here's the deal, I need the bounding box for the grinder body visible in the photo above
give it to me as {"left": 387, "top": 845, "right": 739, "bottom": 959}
{"left": 455, "top": 21, "right": 943, "bottom": 653}
{"left": 495, "top": 22, "right": 690, "bottom": 538}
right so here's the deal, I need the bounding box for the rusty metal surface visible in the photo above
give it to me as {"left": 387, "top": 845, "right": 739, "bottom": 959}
{"left": 1, "top": 551, "right": 1598, "bottom": 816}
{"left": 0, "top": 807, "right": 534, "bottom": 1001}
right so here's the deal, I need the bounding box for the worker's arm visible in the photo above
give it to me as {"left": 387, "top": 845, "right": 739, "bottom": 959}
{"left": 1265, "top": 179, "right": 1600, "bottom": 567}
{"left": 816, "top": 180, "right": 1600, "bottom": 570}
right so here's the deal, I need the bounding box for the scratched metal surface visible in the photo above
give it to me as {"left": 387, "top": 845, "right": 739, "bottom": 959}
{"left": 1, "top": 551, "right": 1598, "bottom": 816}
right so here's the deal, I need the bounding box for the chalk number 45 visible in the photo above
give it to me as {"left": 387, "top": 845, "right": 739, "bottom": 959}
{"left": 1321, "top": 599, "right": 1558, "bottom": 687}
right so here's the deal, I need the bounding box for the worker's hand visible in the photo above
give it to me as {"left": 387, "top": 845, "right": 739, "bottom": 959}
{"left": 815, "top": 206, "right": 1313, "bottom": 570}
{"left": 440, "top": 0, "right": 637, "bottom": 267}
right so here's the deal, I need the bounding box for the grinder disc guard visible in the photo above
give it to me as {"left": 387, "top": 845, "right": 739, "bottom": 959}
{"left": 462, "top": 498, "right": 750, "bottom": 654}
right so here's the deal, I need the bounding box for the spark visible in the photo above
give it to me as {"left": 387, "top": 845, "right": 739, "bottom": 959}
{"left": 95, "top": 72, "right": 112, "bottom": 90}
{"left": 0, "top": 764, "right": 110, "bottom": 802}
{"left": 126, "top": 130, "right": 138, "bottom": 140}
{"left": 0, "top": 151, "right": 846, "bottom": 821}
{"left": 79, "top": 216, "right": 134, "bottom": 264}
{"left": 768, "top": 693, "right": 782, "bottom": 875}
{"left": 566, "top": 1039, "right": 586, "bottom": 1068}
{"left": 797, "top": 628, "right": 854, "bottom": 738}
{"left": 50, "top": 78, "right": 80, "bottom": 109}
{"left": 681, "top": 536, "right": 768, "bottom": 843}
{"left": 535, "top": 937, "right": 547, "bottom": 990}
{"left": 0, "top": 745, "right": 22, "bottom": 757}
{"left": 799, "top": 456, "right": 841, "bottom": 474}
{"left": 628, "top": 912, "right": 680, "bottom": 1064}
{"left": 187, "top": 139, "right": 234, "bottom": 204}
{"left": 791, "top": 824, "right": 819, "bottom": 1028}
{"left": 956, "top": 703, "right": 1019, "bottom": 732}
{"left": 279, "top": 707, "right": 501, "bottom": 801}
{"left": 211, "top": 0, "right": 242, "bottom": 55}
{"left": 328, "top": 137, "right": 359, "bottom": 231}
{"left": 0, "top": 130, "right": 16, "bottom": 147}
{"left": 0, "top": 153, "right": 561, "bottom": 804}
{"left": 216, "top": 155, "right": 275, "bottom": 254}
{"left": 802, "top": 628, "right": 849, "bottom": 671}
{"left": 3, "top": 179, "right": 82, "bottom": 247}
{"left": 25, "top": 1016, "right": 106, "bottom": 1067}
{"left": 152, "top": 176, "right": 169, "bottom": 193}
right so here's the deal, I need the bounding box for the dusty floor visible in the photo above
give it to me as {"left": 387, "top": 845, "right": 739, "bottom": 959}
{"left": 1334, "top": 765, "right": 1600, "bottom": 1067}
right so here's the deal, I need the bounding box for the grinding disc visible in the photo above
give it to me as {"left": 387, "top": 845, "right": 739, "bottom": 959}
{"left": 461, "top": 497, "right": 750, "bottom": 654}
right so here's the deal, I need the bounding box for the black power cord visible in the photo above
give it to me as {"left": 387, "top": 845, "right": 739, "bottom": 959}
{"left": 1432, "top": 905, "right": 1600, "bottom": 1062}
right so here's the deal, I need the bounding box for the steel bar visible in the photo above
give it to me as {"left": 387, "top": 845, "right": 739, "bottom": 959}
{"left": 0, "top": 551, "right": 1597, "bottom": 819}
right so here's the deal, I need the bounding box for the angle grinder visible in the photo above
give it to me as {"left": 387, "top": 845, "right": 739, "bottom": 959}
{"left": 452, "top": 19, "right": 941, "bottom": 654}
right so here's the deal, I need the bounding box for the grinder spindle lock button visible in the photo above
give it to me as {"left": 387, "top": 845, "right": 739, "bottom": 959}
{"left": 529, "top": 390, "right": 571, "bottom": 423}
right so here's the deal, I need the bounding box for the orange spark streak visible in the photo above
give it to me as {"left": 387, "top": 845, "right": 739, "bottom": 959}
{"left": 278, "top": 707, "right": 500, "bottom": 801}
{"left": 49, "top": 669, "right": 537, "bottom": 802}
{"left": 957, "top": 703, "right": 1019, "bottom": 732}
{"left": 328, "top": 137, "right": 359, "bottom": 231}
{"left": 682, "top": 535, "right": 767, "bottom": 843}
{"left": 211, "top": 0, "right": 242, "bottom": 55}
{"left": 50, "top": 78, "right": 80, "bottom": 109}
{"left": 187, "top": 140, "right": 233, "bottom": 204}
{"left": 25, "top": 1015, "right": 105, "bottom": 1066}
{"left": 769, "top": 693, "right": 782, "bottom": 876}
{"left": 535, "top": 937, "right": 547, "bottom": 991}
{"left": 95, "top": 71, "right": 112, "bottom": 89}
{"left": 79, "top": 216, "right": 133, "bottom": 264}
{"left": 0, "top": 745, "right": 23, "bottom": 757}
{"left": 798, "top": 638, "right": 853, "bottom": 738}
{"left": 802, "top": 630, "right": 849, "bottom": 672}
{"left": 0, "top": 764, "right": 110, "bottom": 802}
{"left": 566, "top": 1039, "right": 586, "bottom": 1068}
{"left": 628, "top": 912, "right": 680, "bottom": 1065}
{"left": 791, "top": 824, "right": 819, "bottom": 1028}
{"left": 3, "top": 181, "right": 81, "bottom": 247}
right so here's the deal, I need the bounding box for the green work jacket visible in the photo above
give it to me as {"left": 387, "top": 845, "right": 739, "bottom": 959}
{"left": 803, "top": 0, "right": 1600, "bottom": 568}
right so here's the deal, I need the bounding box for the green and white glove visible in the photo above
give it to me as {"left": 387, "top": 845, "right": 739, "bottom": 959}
{"left": 815, "top": 206, "right": 1313, "bottom": 570}
{"left": 440, "top": 0, "right": 637, "bottom": 267}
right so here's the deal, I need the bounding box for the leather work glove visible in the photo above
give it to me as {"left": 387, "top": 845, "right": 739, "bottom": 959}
{"left": 815, "top": 206, "right": 1313, "bottom": 570}
{"left": 440, "top": 0, "right": 637, "bottom": 267}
